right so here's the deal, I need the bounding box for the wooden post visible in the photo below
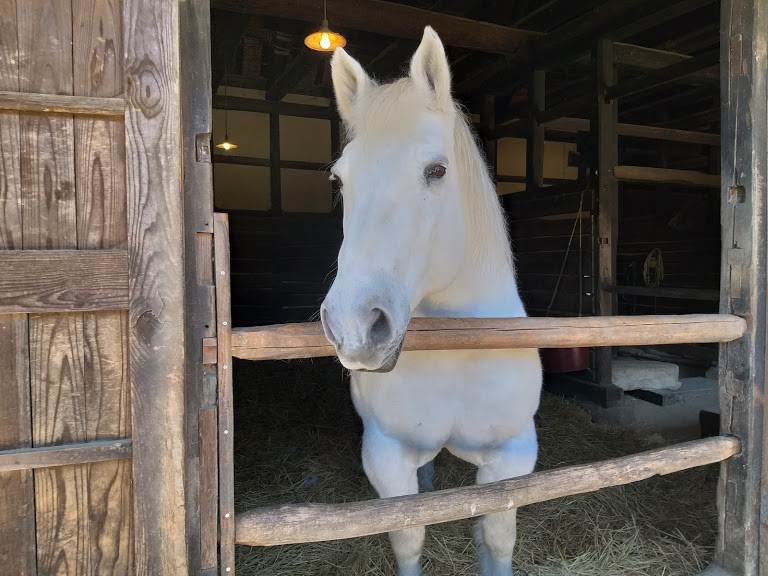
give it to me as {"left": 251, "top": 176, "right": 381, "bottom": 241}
{"left": 706, "top": 0, "right": 768, "bottom": 574}
{"left": 269, "top": 111, "right": 282, "bottom": 213}
{"left": 526, "top": 69, "right": 545, "bottom": 191}
{"left": 180, "top": 0, "right": 219, "bottom": 572}
{"left": 124, "top": 0, "right": 189, "bottom": 572}
{"left": 592, "top": 38, "right": 620, "bottom": 399}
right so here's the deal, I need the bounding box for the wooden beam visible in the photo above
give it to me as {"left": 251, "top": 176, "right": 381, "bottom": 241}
{"left": 212, "top": 0, "right": 541, "bottom": 55}
{"left": 537, "top": 117, "right": 719, "bottom": 145}
{"left": 709, "top": 0, "right": 768, "bottom": 573}
{"left": 213, "top": 213, "right": 235, "bottom": 576}
{"left": 124, "top": 0, "right": 189, "bottom": 572}
{"left": 613, "top": 42, "right": 719, "bottom": 84}
{"left": 614, "top": 165, "right": 720, "bottom": 187}
{"left": 0, "top": 250, "right": 129, "bottom": 314}
{"left": 594, "top": 38, "right": 619, "bottom": 392}
{"left": 606, "top": 47, "right": 720, "bottom": 101}
{"left": 213, "top": 94, "right": 337, "bottom": 119}
{"left": 212, "top": 154, "right": 328, "bottom": 172}
{"left": 235, "top": 435, "right": 741, "bottom": 546}
{"left": 0, "top": 91, "right": 124, "bottom": 117}
{"left": 610, "top": 0, "right": 715, "bottom": 40}
{"left": 526, "top": 70, "right": 545, "bottom": 190}
{"left": 231, "top": 314, "right": 746, "bottom": 361}
{"left": 266, "top": 49, "right": 322, "bottom": 102}
{"left": 269, "top": 112, "right": 281, "bottom": 213}
{"left": 0, "top": 439, "right": 132, "bottom": 473}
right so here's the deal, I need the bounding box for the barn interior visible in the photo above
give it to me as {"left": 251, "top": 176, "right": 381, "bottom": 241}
{"left": 208, "top": 1, "right": 724, "bottom": 573}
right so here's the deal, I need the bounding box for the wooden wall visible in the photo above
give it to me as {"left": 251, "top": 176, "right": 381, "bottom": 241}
{"left": 0, "top": 1, "right": 192, "bottom": 573}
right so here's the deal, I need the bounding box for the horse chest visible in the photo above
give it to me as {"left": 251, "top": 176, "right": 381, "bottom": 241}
{"left": 349, "top": 348, "right": 542, "bottom": 450}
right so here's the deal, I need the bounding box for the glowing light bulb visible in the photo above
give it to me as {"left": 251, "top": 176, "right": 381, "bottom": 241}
{"left": 222, "top": 142, "right": 231, "bottom": 150}
{"left": 320, "top": 33, "right": 331, "bottom": 50}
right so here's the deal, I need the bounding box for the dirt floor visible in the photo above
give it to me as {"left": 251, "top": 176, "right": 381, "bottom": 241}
{"left": 232, "top": 356, "right": 719, "bottom": 576}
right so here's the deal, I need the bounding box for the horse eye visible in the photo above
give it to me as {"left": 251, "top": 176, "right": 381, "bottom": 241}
{"left": 330, "top": 174, "right": 343, "bottom": 191}
{"left": 425, "top": 164, "right": 446, "bottom": 180}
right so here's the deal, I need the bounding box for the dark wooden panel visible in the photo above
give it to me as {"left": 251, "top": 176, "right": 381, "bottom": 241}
{"left": 0, "top": 2, "right": 36, "bottom": 574}
{"left": 0, "top": 250, "right": 129, "bottom": 313}
{"left": 123, "top": 0, "right": 189, "bottom": 572}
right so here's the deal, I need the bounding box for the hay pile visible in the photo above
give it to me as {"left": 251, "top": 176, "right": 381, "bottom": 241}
{"left": 232, "top": 357, "right": 718, "bottom": 576}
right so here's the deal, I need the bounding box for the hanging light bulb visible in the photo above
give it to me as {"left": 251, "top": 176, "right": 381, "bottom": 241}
{"left": 305, "top": 0, "right": 346, "bottom": 52}
{"left": 215, "top": 55, "right": 238, "bottom": 151}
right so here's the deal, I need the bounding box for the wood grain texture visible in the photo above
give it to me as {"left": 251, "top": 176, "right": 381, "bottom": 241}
{"left": 123, "top": 0, "right": 188, "bottom": 573}
{"left": 0, "top": 91, "right": 124, "bottom": 117}
{"left": 198, "top": 408, "right": 219, "bottom": 570}
{"left": 214, "top": 213, "right": 235, "bottom": 576}
{"left": 180, "top": 0, "right": 217, "bottom": 569}
{"left": 713, "top": 1, "right": 768, "bottom": 574}
{"left": 0, "top": 439, "right": 132, "bottom": 472}
{"left": 236, "top": 436, "right": 741, "bottom": 546}
{"left": 0, "top": 249, "right": 129, "bottom": 313}
{"left": 73, "top": 1, "right": 134, "bottom": 572}
{"left": 0, "top": 2, "right": 36, "bottom": 574}
{"left": 232, "top": 314, "right": 747, "bottom": 361}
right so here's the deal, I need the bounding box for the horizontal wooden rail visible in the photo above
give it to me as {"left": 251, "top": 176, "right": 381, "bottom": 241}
{"left": 0, "top": 249, "right": 129, "bottom": 314}
{"left": 537, "top": 117, "right": 720, "bottom": 146}
{"left": 0, "top": 439, "right": 132, "bottom": 472}
{"left": 614, "top": 165, "right": 721, "bottom": 188}
{"left": 236, "top": 435, "right": 740, "bottom": 546}
{"left": 231, "top": 314, "right": 745, "bottom": 361}
{"left": 0, "top": 91, "right": 125, "bottom": 117}
{"left": 612, "top": 285, "right": 720, "bottom": 301}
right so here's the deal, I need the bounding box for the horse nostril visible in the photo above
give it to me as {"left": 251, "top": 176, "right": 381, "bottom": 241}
{"left": 320, "top": 306, "right": 339, "bottom": 346}
{"left": 368, "top": 307, "right": 393, "bottom": 347}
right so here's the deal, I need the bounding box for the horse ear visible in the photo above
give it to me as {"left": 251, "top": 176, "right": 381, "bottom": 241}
{"left": 331, "top": 47, "right": 372, "bottom": 124}
{"left": 409, "top": 26, "right": 452, "bottom": 110}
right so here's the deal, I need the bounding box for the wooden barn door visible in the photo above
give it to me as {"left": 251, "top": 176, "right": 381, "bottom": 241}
{"left": 0, "top": 1, "right": 215, "bottom": 574}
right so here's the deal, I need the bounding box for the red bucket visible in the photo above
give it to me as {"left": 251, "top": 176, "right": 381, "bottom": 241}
{"left": 540, "top": 347, "right": 590, "bottom": 373}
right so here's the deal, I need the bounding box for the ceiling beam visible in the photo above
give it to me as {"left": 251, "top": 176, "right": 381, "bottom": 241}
{"left": 211, "top": 0, "right": 542, "bottom": 55}
{"left": 613, "top": 42, "right": 719, "bottom": 84}
{"left": 265, "top": 49, "right": 322, "bottom": 101}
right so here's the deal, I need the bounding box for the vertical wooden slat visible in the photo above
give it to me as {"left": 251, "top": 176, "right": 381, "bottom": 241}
{"left": 593, "top": 38, "right": 620, "bottom": 398}
{"left": 72, "top": 1, "right": 134, "bottom": 574}
{"left": 180, "top": 0, "right": 217, "bottom": 570}
{"left": 17, "top": 2, "right": 90, "bottom": 574}
{"left": 123, "top": 0, "right": 188, "bottom": 573}
{"left": 0, "top": 2, "right": 36, "bottom": 574}
{"left": 214, "top": 213, "right": 235, "bottom": 576}
{"left": 269, "top": 111, "right": 281, "bottom": 213}
{"left": 712, "top": 1, "right": 768, "bottom": 574}
{"left": 526, "top": 70, "right": 545, "bottom": 191}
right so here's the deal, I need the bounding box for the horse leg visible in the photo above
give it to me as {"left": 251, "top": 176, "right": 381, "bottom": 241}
{"left": 472, "top": 423, "right": 538, "bottom": 576}
{"left": 361, "top": 424, "right": 432, "bottom": 576}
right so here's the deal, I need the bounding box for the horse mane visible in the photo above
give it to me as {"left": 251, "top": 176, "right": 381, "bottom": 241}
{"left": 338, "top": 76, "right": 517, "bottom": 283}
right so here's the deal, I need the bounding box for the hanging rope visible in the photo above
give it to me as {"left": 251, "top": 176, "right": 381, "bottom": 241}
{"left": 642, "top": 248, "right": 664, "bottom": 287}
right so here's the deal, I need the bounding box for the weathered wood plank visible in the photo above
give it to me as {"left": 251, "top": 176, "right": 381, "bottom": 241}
{"left": 214, "top": 213, "right": 235, "bottom": 576}
{"left": 212, "top": 0, "right": 540, "bottom": 55}
{"left": 123, "top": 0, "right": 188, "bottom": 572}
{"left": 236, "top": 436, "right": 741, "bottom": 546}
{"left": 73, "top": 1, "right": 134, "bottom": 574}
{"left": 0, "top": 439, "right": 132, "bottom": 472}
{"left": 180, "top": 0, "right": 217, "bottom": 570}
{"left": 0, "top": 250, "right": 129, "bottom": 313}
{"left": 17, "top": 1, "right": 91, "bottom": 574}
{"left": 0, "top": 91, "right": 124, "bottom": 117}
{"left": 711, "top": 0, "right": 768, "bottom": 574}
{"left": 231, "top": 314, "right": 746, "bottom": 361}
{"left": 614, "top": 165, "right": 721, "bottom": 188}
{"left": 198, "top": 407, "right": 219, "bottom": 571}
{"left": 0, "top": 2, "right": 36, "bottom": 573}
{"left": 539, "top": 117, "right": 720, "bottom": 146}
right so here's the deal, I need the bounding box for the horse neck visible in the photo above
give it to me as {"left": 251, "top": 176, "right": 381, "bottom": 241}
{"left": 415, "top": 129, "right": 526, "bottom": 319}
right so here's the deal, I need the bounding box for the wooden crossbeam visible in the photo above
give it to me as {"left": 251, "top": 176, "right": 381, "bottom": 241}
{"left": 231, "top": 314, "right": 746, "bottom": 361}
{"left": 212, "top": 0, "right": 541, "bottom": 55}
{"left": 614, "top": 165, "right": 720, "bottom": 187}
{"left": 0, "top": 91, "right": 124, "bottom": 117}
{"left": 235, "top": 435, "right": 741, "bottom": 546}
{"left": 0, "top": 439, "right": 132, "bottom": 473}
{"left": 0, "top": 249, "right": 129, "bottom": 314}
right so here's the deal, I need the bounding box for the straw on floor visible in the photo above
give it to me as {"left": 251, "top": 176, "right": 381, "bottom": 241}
{"left": 232, "top": 357, "right": 718, "bottom": 576}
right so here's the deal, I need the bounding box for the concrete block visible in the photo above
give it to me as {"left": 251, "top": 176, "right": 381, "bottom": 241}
{"left": 612, "top": 358, "right": 681, "bottom": 392}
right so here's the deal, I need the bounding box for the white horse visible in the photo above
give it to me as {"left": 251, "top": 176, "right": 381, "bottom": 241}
{"left": 319, "top": 27, "right": 543, "bottom": 576}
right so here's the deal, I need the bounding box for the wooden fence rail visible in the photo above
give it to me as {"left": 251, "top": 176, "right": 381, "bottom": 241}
{"left": 235, "top": 435, "right": 741, "bottom": 546}
{"left": 231, "top": 314, "right": 746, "bottom": 361}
